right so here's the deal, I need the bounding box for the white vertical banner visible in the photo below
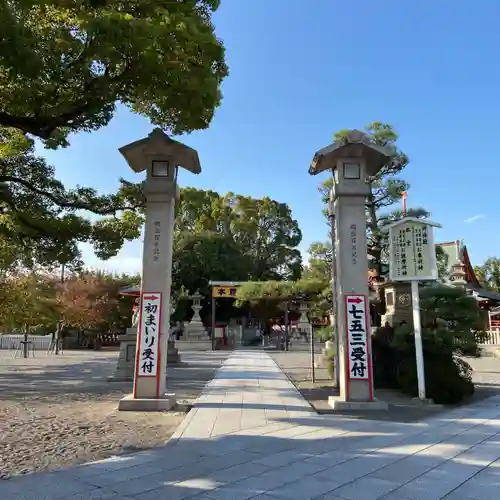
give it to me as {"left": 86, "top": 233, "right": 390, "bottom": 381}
{"left": 345, "top": 294, "right": 370, "bottom": 381}
{"left": 137, "top": 292, "right": 162, "bottom": 377}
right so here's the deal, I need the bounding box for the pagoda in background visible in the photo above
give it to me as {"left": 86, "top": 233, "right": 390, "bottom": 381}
{"left": 436, "top": 240, "right": 500, "bottom": 312}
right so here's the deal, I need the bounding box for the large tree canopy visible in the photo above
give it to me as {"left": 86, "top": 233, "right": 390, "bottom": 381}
{"left": 0, "top": 0, "right": 228, "bottom": 150}
{"left": 172, "top": 231, "right": 253, "bottom": 296}
{"left": 174, "top": 188, "right": 303, "bottom": 282}
{"left": 0, "top": 152, "right": 143, "bottom": 267}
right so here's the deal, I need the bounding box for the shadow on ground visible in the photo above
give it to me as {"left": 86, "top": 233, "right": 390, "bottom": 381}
{"left": 0, "top": 350, "right": 230, "bottom": 405}
{"left": 2, "top": 402, "right": 499, "bottom": 500}
{"left": 269, "top": 344, "right": 500, "bottom": 423}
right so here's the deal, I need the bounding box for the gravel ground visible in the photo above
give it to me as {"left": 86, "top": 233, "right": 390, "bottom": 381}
{"left": 0, "top": 349, "right": 228, "bottom": 479}
{"left": 269, "top": 343, "right": 500, "bottom": 421}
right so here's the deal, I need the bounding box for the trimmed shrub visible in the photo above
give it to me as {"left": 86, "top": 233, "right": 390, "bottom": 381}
{"left": 372, "top": 285, "right": 484, "bottom": 405}
{"left": 316, "top": 326, "right": 332, "bottom": 342}
{"left": 372, "top": 325, "right": 399, "bottom": 389}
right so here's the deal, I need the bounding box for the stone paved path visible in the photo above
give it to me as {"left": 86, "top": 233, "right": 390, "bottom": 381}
{"left": 2, "top": 351, "right": 500, "bottom": 499}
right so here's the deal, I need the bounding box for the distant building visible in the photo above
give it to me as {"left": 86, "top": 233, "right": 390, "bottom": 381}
{"left": 437, "top": 240, "right": 500, "bottom": 326}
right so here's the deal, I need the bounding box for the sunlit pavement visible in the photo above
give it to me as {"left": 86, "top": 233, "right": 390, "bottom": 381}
{"left": 2, "top": 351, "right": 500, "bottom": 499}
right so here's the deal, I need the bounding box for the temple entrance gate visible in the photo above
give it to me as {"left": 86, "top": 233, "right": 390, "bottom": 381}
{"left": 209, "top": 281, "right": 261, "bottom": 349}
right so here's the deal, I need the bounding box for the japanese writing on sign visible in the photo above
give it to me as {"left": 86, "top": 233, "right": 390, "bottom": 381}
{"left": 137, "top": 293, "right": 162, "bottom": 377}
{"left": 212, "top": 285, "right": 238, "bottom": 298}
{"left": 389, "top": 220, "right": 436, "bottom": 281}
{"left": 345, "top": 295, "right": 369, "bottom": 380}
{"left": 153, "top": 221, "right": 161, "bottom": 262}
{"left": 350, "top": 224, "right": 357, "bottom": 265}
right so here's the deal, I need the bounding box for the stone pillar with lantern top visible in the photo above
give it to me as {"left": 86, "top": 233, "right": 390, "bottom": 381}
{"left": 117, "top": 129, "right": 201, "bottom": 411}
{"left": 309, "top": 130, "right": 390, "bottom": 411}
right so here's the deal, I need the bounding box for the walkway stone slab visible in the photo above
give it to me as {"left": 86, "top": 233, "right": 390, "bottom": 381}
{"left": 3, "top": 350, "right": 500, "bottom": 500}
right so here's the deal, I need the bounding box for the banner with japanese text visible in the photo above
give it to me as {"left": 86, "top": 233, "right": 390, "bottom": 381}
{"left": 212, "top": 285, "right": 239, "bottom": 298}
{"left": 345, "top": 294, "right": 369, "bottom": 380}
{"left": 137, "top": 292, "right": 162, "bottom": 377}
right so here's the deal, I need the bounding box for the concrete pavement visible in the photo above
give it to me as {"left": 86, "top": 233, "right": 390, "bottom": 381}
{"left": 2, "top": 350, "right": 500, "bottom": 499}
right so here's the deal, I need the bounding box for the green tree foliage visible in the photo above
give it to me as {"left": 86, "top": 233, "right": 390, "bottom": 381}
{"left": 318, "top": 122, "right": 428, "bottom": 277}
{"left": 237, "top": 279, "right": 324, "bottom": 304}
{"left": 304, "top": 242, "right": 332, "bottom": 283}
{"left": 235, "top": 278, "right": 324, "bottom": 330}
{"left": 301, "top": 242, "right": 333, "bottom": 319}
{"left": 0, "top": 271, "right": 58, "bottom": 332}
{"left": 173, "top": 188, "right": 303, "bottom": 284}
{"left": 0, "top": 152, "right": 143, "bottom": 267}
{"left": 0, "top": 0, "right": 228, "bottom": 150}
{"left": 373, "top": 286, "right": 486, "bottom": 404}
{"left": 0, "top": 269, "right": 137, "bottom": 333}
{"left": 303, "top": 238, "right": 448, "bottom": 319}
{"left": 0, "top": 237, "right": 21, "bottom": 280}
{"left": 172, "top": 231, "right": 253, "bottom": 297}
{"left": 436, "top": 245, "right": 449, "bottom": 280}
{"left": 474, "top": 257, "right": 500, "bottom": 292}
{"left": 418, "top": 285, "right": 488, "bottom": 353}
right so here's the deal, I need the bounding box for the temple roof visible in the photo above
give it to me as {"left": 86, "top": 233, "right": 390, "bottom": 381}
{"left": 437, "top": 240, "right": 500, "bottom": 302}
{"left": 119, "top": 284, "right": 140, "bottom": 296}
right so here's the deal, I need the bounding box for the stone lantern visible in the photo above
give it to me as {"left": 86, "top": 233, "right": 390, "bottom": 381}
{"left": 297, "top": 301, "right": 310, "bottom": 338}
{"left": 185, "top": 289, "right": 209, "bottom": 342}
{"left": 309, "top": 130, "right": 390, "bottom": 411}
{"left": 116, "top": 129, "right": 201, "bottom": 411}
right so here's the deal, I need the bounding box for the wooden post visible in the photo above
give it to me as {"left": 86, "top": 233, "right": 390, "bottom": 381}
{"left": 284, "top": 302, "right": 289, "bottom": 351}
{"left": 23, "top": 324, "right": 28, "bottom": 358}
{"left": 55, "top": 322, "right": 61, "bottom": 355}
{"left": 411, "top": 281, "right": 426, "bottom": 400}
{"left": 211, "top": 296, "right": 216, "bottom": 351}
{"left": 310, "top": 322, "right": 315, "bottom": 383}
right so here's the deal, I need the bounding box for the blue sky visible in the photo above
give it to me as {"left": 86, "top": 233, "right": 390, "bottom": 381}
{"left": 36, "top": 0, "right": 500, "bottom": 274}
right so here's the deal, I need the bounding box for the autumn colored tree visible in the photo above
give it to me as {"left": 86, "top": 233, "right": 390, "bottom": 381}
{"left": 54, "top": 272, "right": 134, "bottom": 332}
{"left": 0, "top": 272, "right": 57, "bottom": 333}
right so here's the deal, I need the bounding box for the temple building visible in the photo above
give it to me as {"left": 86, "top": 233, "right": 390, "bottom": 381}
{"left": 437, "top": 240, "right": 500, "bottom": 331}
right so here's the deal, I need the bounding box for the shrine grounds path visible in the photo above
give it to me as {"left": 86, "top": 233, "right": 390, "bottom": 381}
{"left": 0, "top": 349, "right": 230, "bottom": 478}
{"left": 3, "top": 350, "right": 500, "bottom": 499}
{"left": 269, "top": 343, "right": 500, "bottom": 419}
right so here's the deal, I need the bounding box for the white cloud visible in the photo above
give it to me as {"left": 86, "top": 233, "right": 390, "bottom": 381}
{"left": 79, "top": 242, "right": 142, "bottom": 275}
{"left": 86, "top": 256, "right": 142, "bottom": 275}
{"left": 464, "top": 214, "right": 485, "bottom": 223}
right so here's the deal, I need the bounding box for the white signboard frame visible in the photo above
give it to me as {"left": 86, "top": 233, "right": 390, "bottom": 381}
{"left": 136, "top": 292, "right": 162, "bottom": 378}
{"left": 387, "top": 218, "right": 441, "bottom": 282}
{"left": 344, "top": 294, "right": 371, "bottom": 382}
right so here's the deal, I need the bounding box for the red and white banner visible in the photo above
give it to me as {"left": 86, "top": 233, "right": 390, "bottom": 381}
{"left": 136, "top": 292, "right": 162, "bottom": 378}
{"left": 344, "top": 294, "right": 370, "bottom": 381}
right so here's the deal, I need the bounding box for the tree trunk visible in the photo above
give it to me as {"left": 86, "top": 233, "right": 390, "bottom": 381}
{"left": 23, "top": 323, "right": 29, "bottom": 358}
{"left": 366, "top": 191, "right": 387, "bottom": 316}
